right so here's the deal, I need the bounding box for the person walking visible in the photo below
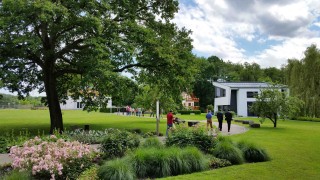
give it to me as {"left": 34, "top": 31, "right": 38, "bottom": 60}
{"left": 166, "top": 110, "right": 174, "bottom": 137}
{"left": 216, "top": 109, "right": 224, "bottom": 131}
{"left": 206, "top": 110, "right": 213, "bottom": 134}
{"left": 225, "top": 109, "right": 233, "bottom": 132}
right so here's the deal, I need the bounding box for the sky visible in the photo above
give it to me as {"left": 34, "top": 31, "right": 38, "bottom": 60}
{"left": 1, "top": 0, "right": 320, "bottom": 96}
{"left": 175, "top": 0, "right": 320, "bottom": 68}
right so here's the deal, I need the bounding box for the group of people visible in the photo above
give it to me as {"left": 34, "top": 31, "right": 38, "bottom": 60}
{"left": 166, "top": 109, "right": 233, "bottom": 137}
{"left": 206, "top": 109, "right": 233, "bottom": 133}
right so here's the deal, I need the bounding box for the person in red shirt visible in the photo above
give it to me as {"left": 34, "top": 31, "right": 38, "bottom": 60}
{"left": 166, "top": 110, "right": 174, "bottom": 137}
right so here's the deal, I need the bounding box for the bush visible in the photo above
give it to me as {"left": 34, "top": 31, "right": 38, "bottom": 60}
{"left": 100, "top": 129, "right": 140, "bottom": 158}
{"left": 166, "top": 126, "right": 215, "bottom": 153}
{"left": 296, "top": 117, "right": 320, "bottom": 122}
{"left": 212, "top": 140, "right": 244, "bottom": 165}
{"left": 237, "top": 140, "right": 270, "bottom": 162}
{"left": 9, "top": 135, "right": 99, "bottom": 179}
{"left": 2, "top": 170, "right": 31, "bottom": 180}
{"left": 178, "top": 110, "right": 201, "bottom": 115}
{"left": 207, "top": 155, "right": 232, "bottom": 169}
{"left": 130, "top": 146, "right": 209, "bottom": 178}
{"left": 97, "top": 158, "right": 135, "bottom": 180}
{"left": 64, "top": 129, "right": 108, "bottom": 144}
{"left": 100, "top": 107, "right": 124, "bottom": 113}
{"left": 142, "top": 137, "right": 163, "bottom": 148}
{"left": 0, "top": 136, "right": 8, "bottom": 153}
{"left": 77, "top": 165, "right": 99, "bottom": 180}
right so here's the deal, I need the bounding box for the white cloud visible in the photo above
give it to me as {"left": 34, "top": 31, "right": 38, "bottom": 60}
{"left": 175, "top": 0, "right": 320, "bottom": 67}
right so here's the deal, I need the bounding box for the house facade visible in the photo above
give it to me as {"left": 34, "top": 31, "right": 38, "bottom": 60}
{"left": 212, "top": 82, "right": 288, "bottom": 117}
{"left": 181, "top": 92, "right": 200, "bottom": 110}
{"left": 60, "top": 97, "right": 112, "bottom": 110}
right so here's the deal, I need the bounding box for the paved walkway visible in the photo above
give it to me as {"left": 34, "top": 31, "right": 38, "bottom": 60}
{"left": 0, "top": 122, "right": 248, "bottom": 166}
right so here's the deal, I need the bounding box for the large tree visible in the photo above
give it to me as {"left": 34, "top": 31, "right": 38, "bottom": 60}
{"left": 285, "top": 45, "right": 320, "bottom": 117}
{"left": 0, "top": 0, "right": 196, "bottom": 133}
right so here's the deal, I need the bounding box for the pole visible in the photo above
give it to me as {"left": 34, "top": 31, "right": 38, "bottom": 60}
{"left": 156, "top": 100, "right": 159, "bottom": 136}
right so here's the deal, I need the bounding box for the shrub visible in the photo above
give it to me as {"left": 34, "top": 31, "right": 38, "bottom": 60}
{"left": 237, "top": 140, "right": 270, "bottom": 162}
{"left": 212, "top": 140, "right": 244, "bottom": 165}
{"left": 97, "top": 158, "right": 135, "bottom": 180}
{"left": 100, "top": 129, "right": 140, "bottom": 158}
{"left": 296, "top": 117, "right": 320, "bottom": 122}
{"left": 64, "top": 129, "right": 107, "bottom": 144}
{"left": 142, "top": 137, "right": 163, "bottom": 148}
{"left": 166, "top": 126, "right": 215, "bottom": 153}
{"left": 9, "top": 135, "right": 99, "bottom": 179}
{"left": 0, "top": 136, "right": 8, "bottom": 153}
{"left": 177, "top": 110, "right": 201, "bottom": 115}
{"left": 207, "top": 155, "right": 232, "bottom": 169}
{"left": 179, "top": 147, "right": 209, "bottom": 173}
{"left": 77, "top": 165, "right": 99, "bottom": 180}
{"left": 2, "top": 170, "right": 31, "bottom": 180}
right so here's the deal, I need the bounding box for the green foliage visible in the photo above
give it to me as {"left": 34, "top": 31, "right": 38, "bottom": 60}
{"left": 237, "top": 140, "right": 270, "bottom": 162}
{"left": 166, "top": 126, "right": 215, "bottom": 153}
{"left": 250, "top": 85, "right": 303, "bottom": 127}
{"left": 100, "top": 129, "right": 140, "bottom": 158}
{"left": 285, "top": 45, "right": 320, "bottom": 117}
{"left": 64, "top": 129, "right": 110, "bottom": 144}
{"left": 0, "top": 136, "right": 8, "bottom": 153}
{"left": 208, "top": 155, "right": 232, "bottom": 169}
{"left": 178, "top": 110, "right": 201, "bottom": 115}
{"left": 0, "top": 0, "right": 196, "bottom": 133}
{"left": 130, "top": 146, "right": 208, "bottom": 178}
{"left": 2, "top": 170, "right": 31, "bottom": 180}
{"left": 296, "top": 117, "right": 320, "bottom": 122}
{"left": 77, "top": 165, "right": 99, "bottom": 180}
{"left": 142, "top": 137, "right": 164, "bottom": 148}
{"left": 212, "top": 140, "right": 244, "bottom": 165}
{"left": 97, "top": 158, "right": 135, "bottom": 180}
{"left": 207, "top": 104, "right": 214, "bottom": 112}
{"left": 99, "top": 108, "right": 120, "bottom": 113}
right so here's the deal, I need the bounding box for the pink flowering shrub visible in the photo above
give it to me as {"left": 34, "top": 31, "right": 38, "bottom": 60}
{"left": 9, "top": 135, "right": 99, "bottom": 180}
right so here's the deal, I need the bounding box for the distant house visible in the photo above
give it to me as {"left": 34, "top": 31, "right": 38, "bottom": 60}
{"left": 212, "top": 82, "right": 288, "bottom": 117}
{"left": 60, "top": 96, "right": 112, "bottom": 110}
{"left": 181, "top": 92, "right": 200, "bottom": 110}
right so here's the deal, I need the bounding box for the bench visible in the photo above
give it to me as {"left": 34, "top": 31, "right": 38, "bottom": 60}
{"left": 174, "top": 118, "right": 186, "bottom": 125}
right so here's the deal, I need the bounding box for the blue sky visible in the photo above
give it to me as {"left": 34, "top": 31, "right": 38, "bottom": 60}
{"left": 174, "top": 0, "right": 320, "bottom": 68}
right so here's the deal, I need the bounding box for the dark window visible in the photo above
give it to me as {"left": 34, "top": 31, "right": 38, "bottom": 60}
{"left": 77, "top": 102, "right": 83, "bottom": 109}
{"left": 215, "top": 87, "right": 226, "bottom": 97}
{"left": 247, "top": 91, "right": 258, "bottom": 98}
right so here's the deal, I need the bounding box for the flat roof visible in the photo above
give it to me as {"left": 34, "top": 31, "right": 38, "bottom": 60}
{"left": 215, "top": 82, "right": 271, "bottom": 88}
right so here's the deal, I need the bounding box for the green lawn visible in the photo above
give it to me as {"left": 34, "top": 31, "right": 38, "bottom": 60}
{"left": 1, "top": 110, "right": 320, "bottom": 179}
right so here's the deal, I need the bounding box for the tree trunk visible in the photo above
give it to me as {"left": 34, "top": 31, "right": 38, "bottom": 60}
{"left": 44, "top": 67, "right": 63, "bottom": 134}
{"left": 273, "top": 113, "right": 277, "bottom": 128}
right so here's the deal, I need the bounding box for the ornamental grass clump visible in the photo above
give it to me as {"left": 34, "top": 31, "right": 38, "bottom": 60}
{"left": 237, "top": 140, "right": 271, "bottom": 162}
{"left": 212, "top": 140, "right": 244, "bottom": 165}
{"left": 9, "top": 135, "right": 99, "bottom": 180}
{"left": 97, "top": 158, "right": 135, "bottom": 180}
{"left": 141, "top": 137, "right": 164, "bottom": 148}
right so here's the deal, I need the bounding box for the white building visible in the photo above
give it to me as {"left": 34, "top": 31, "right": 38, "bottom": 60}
{"left": 212, "top": 82, "right": 288, "bottom": 117}
{"left": 60, "top": 96, "right": 112, "bottom": 110}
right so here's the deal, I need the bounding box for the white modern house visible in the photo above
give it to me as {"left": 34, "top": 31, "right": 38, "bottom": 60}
{"left": 212, "top": 82, "right": 288, "bottom": 117}
{"left": 60, "top": 96, "right": 112, "bottom": 110}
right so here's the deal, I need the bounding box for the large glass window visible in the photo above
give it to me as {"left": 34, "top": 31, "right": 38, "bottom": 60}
{"left": 247, "top": 91, "right": 258, "bottom": 98}
{"left": 215, "top": 87, "right": 226, "bottom": 97}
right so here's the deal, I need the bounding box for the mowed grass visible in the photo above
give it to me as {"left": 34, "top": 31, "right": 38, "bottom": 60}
{"left": 1, "top": 110, "right": 320, "bottom": 179}
{"left": 163, "top": 119, "right": 320, "bottom": 180}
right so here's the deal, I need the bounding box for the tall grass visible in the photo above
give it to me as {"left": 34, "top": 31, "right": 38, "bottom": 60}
{"left": 237, "top": 140, "right": 270, "bottom": 162}
{"left": 97, "top": 158, "right": 135, "bottom": 180}
{"left": 212, "top": 140, "right": 244, "bottom": 165}
{"left": 141, "top": 137, "right": 164, "bottom": 148}
{"left": 130, "top": 146, "right": 209, "bottom": 179}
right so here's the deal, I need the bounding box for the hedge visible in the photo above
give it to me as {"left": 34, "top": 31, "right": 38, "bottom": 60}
{"left": 178, "top": 110, "right": 201, "bottom": 115}
{"left": 295, "top": 117, "right": 320, "bottom": 122}
{"left": 100, "top": 108, "right": 126, "bottom": 113}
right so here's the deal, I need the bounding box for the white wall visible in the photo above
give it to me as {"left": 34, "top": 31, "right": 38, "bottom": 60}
{"left": 237, "top": 88, "right": 259, "bottom": 117}
{"left": 213, "top": 83, "right": 231, "bottom": 112}
{"left": 60, "top": 97, "right": 112, "bottom": 110}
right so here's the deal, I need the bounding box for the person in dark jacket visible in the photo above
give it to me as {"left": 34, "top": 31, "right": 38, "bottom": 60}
{"left": 216, "top": 109, "right": 224, "bottom": 131}
{"left": 224, "top": 109, "right": 233, "bottom": 132}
